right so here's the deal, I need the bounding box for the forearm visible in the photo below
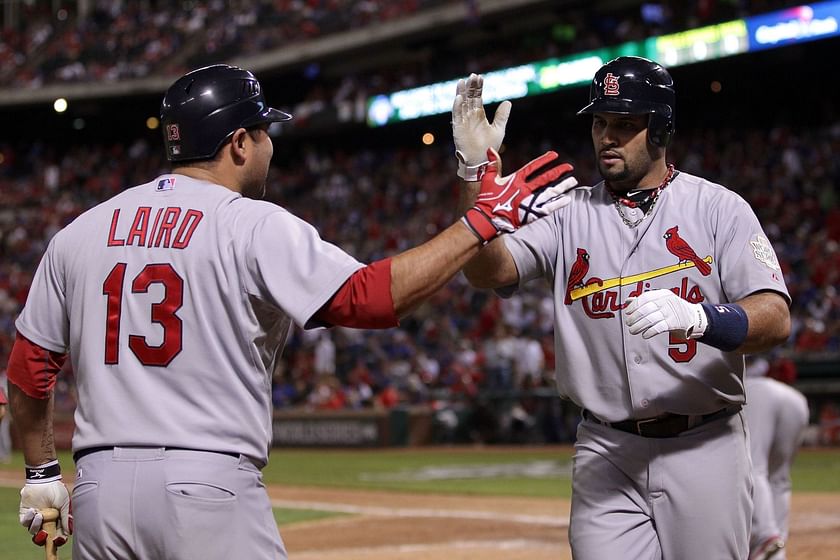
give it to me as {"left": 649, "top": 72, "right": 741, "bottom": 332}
{"left": 457, "top": 180, "right": 518, "bottom": 288}
{"left": 734, "top": 291, "right": 791, "bottom": 354}
{"left": 9, "top": 383, "right": 56, "bottom": 466}
{"left": 390, "top": 221, "right": 480, "bottom": 316}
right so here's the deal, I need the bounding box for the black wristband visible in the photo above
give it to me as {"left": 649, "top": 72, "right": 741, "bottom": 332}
{"left": 25, "top": 459, "right": 62, "bottom": 484}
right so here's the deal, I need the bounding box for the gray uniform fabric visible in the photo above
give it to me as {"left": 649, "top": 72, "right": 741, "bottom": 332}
{"left": 72, "top": 448, "right": 285, "bottom": 560}
{"left": 16, "top": 174, "right": 363, "bottom": 559}
{"left": 501, "top": 170, "right": 790, "bottom": 559}
{"left": 744, "top": 376, "right": 809, "bottom": 559}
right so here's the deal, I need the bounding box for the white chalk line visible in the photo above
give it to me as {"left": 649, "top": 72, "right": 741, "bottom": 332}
{"left": 270, "top": 498, "right": 569, "bottom": 527}
{"left": 290, "top": 538, "right": 565, "bottom": 559}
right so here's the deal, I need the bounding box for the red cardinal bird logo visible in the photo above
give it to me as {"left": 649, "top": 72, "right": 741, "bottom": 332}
{"left": 565, "top": 248, "right": 590, "bottom": 304}
{"left": 664, "top": 226, "right": 711, "bottom": 276}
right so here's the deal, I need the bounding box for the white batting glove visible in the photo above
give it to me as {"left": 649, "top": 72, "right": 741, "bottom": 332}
{"left": 624, "top": 289, "right": 708, "bottom": 340}
{"left": 20, "top": 461, "right": 72, "bottom": 548}
{"left": 452, "top": 73, "right": 512, "bottom": 181}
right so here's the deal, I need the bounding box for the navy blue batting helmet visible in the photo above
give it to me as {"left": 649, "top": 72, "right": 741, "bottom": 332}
{"left": 160, "top": 64, "right": 292, "bottom": 162}
{"left": 577, "top": 56, "right": 675, "bottom": 147}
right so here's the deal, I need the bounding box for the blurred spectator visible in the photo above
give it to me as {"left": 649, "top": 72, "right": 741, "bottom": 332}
{"left": 0, "top": 100, "right": 838, "bottom": 432}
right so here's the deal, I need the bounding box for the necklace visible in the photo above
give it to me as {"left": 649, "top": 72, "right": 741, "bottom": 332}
{"left": 608, "top": 164, "right": 675, "bottom": 228}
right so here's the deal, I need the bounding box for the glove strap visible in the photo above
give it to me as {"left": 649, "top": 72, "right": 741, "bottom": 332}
{"left": 698, "top": 303, "right": 749, "bottom": 352}
{"left": 25, "top": 459, "right": 62, "bottom": 484}
{"left": 462, "top": 207, "right": 499, "bottom": 245}
{"left": 456, "top": 151, "right": 490, "bottom": 182}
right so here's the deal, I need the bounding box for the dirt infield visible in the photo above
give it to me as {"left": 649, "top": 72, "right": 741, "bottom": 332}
{"left": 271, "top": 485, "right": 840, "bottom": 560}
{"left": 1, "top": 470, "right": 838, "bottom": 558}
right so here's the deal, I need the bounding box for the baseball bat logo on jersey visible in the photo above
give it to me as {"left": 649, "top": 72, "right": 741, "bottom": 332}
{"left": 564, "top": 226, "right": 714, "bottom": 318}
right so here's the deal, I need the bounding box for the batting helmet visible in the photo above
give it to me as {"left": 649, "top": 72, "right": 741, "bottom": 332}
{"left": 577, "top": 56, "right": 675, "bottom": 147}
{"left": 160, "top": 64, "right": 292, "bottom": 162}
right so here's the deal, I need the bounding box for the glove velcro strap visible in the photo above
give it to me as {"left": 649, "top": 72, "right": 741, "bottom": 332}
{"left": 457, "top": 160, "right": 490, "bottom": 182}
{"left": 698, "top": 303, "right": 749, "bottom": 352}
{"left": 25, "top": 459, "right": 62, "bottom": 484}
{"left": 462, "top": 207, "right": 499, "bottom": 245}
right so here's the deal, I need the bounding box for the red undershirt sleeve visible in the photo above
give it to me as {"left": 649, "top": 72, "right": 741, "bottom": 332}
{"left": 312, "top": 257, "right": 399, "bottom": 329}
{"left": 7, "top": 331, "right": 68, "bottom": 400}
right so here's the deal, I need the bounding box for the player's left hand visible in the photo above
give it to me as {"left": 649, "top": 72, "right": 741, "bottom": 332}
{"left": 624, "top": 289, "right": 708, "bottom": 340}
{"left": 462, "top": 148, "right": 577, "bottom": 244}
{"left": 452, "top": 73, "right": 511, "bottom": 181}
{"left": 20, "top": 478, "right": 72, "bottom": 547}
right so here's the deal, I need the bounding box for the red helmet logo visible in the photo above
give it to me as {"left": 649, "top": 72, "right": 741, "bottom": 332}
{"left": 166, "top": 124, "right": 181, "bottom": 141}
{"left": 603, "top": 73, "right": 620, "bottom": 96}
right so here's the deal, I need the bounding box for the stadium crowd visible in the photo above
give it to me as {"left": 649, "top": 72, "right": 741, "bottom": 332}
{"left": 1, "top": 114, "right": 838, "bottom": 442}
{"left": 0, "top": 0, "right": 833, "bottom": 442}
{"left": 0, "top": 0, "right": 449, "bottom": 88}
{"left": 1, "top": 0, "right": 805, "bottom": 90}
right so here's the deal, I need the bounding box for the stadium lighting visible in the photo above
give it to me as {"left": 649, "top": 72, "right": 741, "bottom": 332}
{"left": 711, "top": 81, "right": 723, "bottom": 93}
{"left": 53, "top": 98, "right": 68, "bottom": 113}
{"left": 422, "top": 132, "right": 435, "bottom": 145}
{"left": 146, "top": 117, "right": 160, "bottom": 130}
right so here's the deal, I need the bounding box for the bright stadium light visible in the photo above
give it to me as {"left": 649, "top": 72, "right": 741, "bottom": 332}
{"left": 146, "top": 117, "right": 160, "bottom": 130}
{"left": 53, "top": 98, "right": 68, "bottom": 113}
{"left": 422, "top": 132, "right": 435, "bottom": 145}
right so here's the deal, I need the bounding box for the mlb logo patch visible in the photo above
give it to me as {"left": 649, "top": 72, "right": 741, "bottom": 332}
{"left": 156, "top": 177, "right": 176, "bottom": 191}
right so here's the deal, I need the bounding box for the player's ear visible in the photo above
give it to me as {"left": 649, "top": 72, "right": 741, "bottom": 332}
{"left": 229, "top": 128, "right": 249, "bottom": 162}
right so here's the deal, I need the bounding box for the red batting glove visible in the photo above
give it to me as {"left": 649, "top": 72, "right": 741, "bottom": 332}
{"left": 462, "top": 148, "right": 577, "bottom": 244}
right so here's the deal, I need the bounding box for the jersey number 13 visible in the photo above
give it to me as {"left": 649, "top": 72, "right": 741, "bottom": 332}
{"left": 102, "top": 262, "right": 184, "bottom": 366}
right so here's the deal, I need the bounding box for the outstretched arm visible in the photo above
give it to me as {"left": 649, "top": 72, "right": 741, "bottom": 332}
{"left": 316, "top": 150, "right": 576, "bottom": 325}
{"left": 456, "top": 178, "right": 519, "bottom": 290}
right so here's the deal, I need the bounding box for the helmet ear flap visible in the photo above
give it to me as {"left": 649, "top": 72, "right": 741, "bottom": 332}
{"left": 648, "top": 112, "right": 674, "bottom": 147}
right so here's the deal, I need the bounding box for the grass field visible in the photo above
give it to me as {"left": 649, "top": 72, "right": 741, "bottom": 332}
{"left": 0, "top": 446, "right": 838, "bottom": 559}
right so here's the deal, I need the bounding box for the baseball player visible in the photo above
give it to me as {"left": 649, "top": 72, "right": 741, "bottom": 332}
{"left": 7, "top": 64, "right": 577, "bottom": 560}
{"left": 0, "top": 386, "right": 6, "bottom": 421}
{"left": 744, "top": 358, "right": 809, "bottom": 560}
{"left": 452, "top": 57, "right": 791, "bottom": 559}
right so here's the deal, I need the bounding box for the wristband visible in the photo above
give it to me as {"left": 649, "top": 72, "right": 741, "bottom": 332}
{"left": 462, "top": 207, "right": 498, "bottom": 245}
{"left": 698, "top": 303, "right": 749, "bottom": 352}
{"left": 25, "top": 459, "right": 62, "bottom": 484}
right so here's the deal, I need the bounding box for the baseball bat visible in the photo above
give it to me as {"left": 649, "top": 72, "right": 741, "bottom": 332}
{"left": 39, "top": 508, "right": 60, "bottom": 560}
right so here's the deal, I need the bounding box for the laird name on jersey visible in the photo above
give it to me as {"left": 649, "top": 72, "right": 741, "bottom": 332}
{"left": 107, "top": 206, "right": 204, "bottom": 249}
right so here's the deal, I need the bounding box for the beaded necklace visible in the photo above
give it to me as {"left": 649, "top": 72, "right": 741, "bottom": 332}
{"left": 607, "top": 164, "right": 676, "bottom": 228}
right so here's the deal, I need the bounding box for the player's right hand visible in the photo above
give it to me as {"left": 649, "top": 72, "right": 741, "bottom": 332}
{"left": 20, "top": 474, "right": 72, "bottom": 547}
{"left": 462, "top": 148, "right": 577, "bottom": 244}
{"left": 452, "top": 73, "right": 511, "bottom": 181}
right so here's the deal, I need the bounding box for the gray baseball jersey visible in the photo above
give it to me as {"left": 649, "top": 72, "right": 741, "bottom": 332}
{"left": 502, "top": 170, "right": 790, "bottom": 560}
{"left": 744, "top": 375, "right": 809, "bottom": 558}
{"left": 503, "top": 170, "right": 790, "bottom": 422}
{"left": 16, "top": 174, "right": 363, "bottom": 466}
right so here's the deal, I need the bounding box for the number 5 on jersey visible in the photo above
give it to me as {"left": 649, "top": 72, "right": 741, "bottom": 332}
{"left": 102, "top": 263, "right": 184, "bottom": 366}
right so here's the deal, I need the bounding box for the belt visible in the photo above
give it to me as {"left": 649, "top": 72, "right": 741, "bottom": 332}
{"left": 73, "top": 446, "right": 239, "bottom": 463}
{"left": 583, "top": 405, "right": 741, "bottom": 438}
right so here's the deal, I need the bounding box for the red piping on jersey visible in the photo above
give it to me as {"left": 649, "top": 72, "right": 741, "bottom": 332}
{"left": 314, "top": 258, "right": 399, "bottom": 329}
{"left": 7, "top": 332, "right": 68, "bottom": 400}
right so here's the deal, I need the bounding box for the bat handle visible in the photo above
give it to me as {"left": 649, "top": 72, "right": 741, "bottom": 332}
{"left": 39, "top": 508, "right": 60, "bottom": 560}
